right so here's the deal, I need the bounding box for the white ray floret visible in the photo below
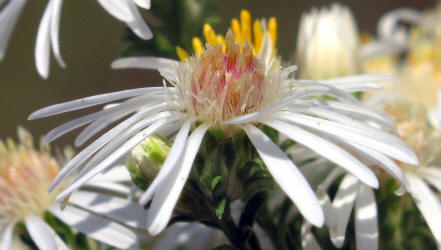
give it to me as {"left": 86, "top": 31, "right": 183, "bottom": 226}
{"left": 0, "top": 0, "right": 152, "bottom": 78}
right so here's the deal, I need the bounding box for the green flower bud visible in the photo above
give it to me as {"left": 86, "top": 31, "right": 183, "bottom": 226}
{"left": 126, "top": 135, "right": 170, "bottom": 189}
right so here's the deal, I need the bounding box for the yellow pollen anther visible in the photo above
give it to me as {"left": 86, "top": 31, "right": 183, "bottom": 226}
{"left": 240, "top": 10, "right": 252, "bottom": 43}
{"left": 231, "top": 18, "right": 242, "bottom": 42}
{"left": 176, "top": 46, "right": 190, "bottom": 61}
{"left": 253, "top": 20, "right": 263, "bottom": 53}
{"left": 216, "top": 35, "right": 226, "bottom": 51}
{"left": 192, "top": 37, "right": 204, "bottom": 57}
{"left": 203, "top": 24, "right": 218, "bottom": 47}
{"left": 268, "top": 17, "right": 277, "bottom": 49}
{"left": 175, "top": 10, "right": 278, "bottom": 62}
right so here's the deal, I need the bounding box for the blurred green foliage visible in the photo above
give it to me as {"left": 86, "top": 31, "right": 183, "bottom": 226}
{"left": 122, "top": 0, "right": 220, "bottom": 59}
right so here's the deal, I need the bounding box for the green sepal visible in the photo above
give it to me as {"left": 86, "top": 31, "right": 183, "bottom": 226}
{"left": 215, "top": 198, "right": 227, "bottom": 219}
{"left": 200, "top": 175, "right": 223, "bottom": 191}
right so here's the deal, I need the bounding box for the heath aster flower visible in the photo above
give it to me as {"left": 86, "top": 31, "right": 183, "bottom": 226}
{"left": 30, "top": 30, "right": 417, "bottom": 235}
{"left": 0, "top": 0, "right": 152, "bottom": 78}
{"left": 0, "top": 127, "right": 143, "bottom": 249}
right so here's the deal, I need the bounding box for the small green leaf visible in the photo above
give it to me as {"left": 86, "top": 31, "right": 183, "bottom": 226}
{"left": 210, "top": 176, "right": 223, "bottom": 191}
{"left": 215, "top": 198, "right": 227, "bottom": 219}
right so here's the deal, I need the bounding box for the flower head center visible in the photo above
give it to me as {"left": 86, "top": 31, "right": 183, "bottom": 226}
{"left": 188, "top": 31, "right": 266, "bottom": 124}
{"left": 0, "top": 129, "right": 60, "bottom": 223}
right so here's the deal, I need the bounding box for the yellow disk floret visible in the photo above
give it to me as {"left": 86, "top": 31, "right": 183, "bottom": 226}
{"left": 176, "top": 10, "right": 277, "bottom": 61}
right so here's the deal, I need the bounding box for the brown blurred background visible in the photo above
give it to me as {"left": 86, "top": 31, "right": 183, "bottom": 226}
{"left": 0, "top": 0, "right": 436, "bottom": 148}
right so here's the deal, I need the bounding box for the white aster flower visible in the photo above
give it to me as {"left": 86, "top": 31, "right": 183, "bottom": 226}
{"left": 0, "top": 127, "right": 145, "bottom": 250}
{"left": 29, "top": 30, "right": 417, "bottom": 236}
{"left": 296, "top": 4, "right": 360, "bottom": 79}
{"left": 0, "top": 0, "right": 152, "bottom": 78}
{"left": 387, "top": 104, "right": 441, "bottom": 247}
{"left": 300, "top": 102, "right": 441, "bottom": 250}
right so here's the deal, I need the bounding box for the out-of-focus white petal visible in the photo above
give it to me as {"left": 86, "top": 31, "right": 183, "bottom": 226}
{"left": 35, "top": 0, "right": 53, "bottom": 79}
{"left": 0, "top": 223, "right": 15, "bottom": 250}
{"left": 126, "top": 1, "right": 152, "bottom": 40}
{"left": 331, "top": 174, "right": 359, "bottom": 247}
{"left": 378, "top": 8, "right": 422, "bottom": 42}
{"left": 146, "top": 123, "right": 210, "bottom": 235}
{"left": 407, "top": 173, "right": 441, "bottom": 246}
{"left": 49, "top": 205, "right": 139, "bottom": 249}
{"left": 0, "top": 0, "right": 27, "bottom": 61}
{"left": 50, "top": 0, "right": 66, "bottom": 68}
{"left": 419, "top": 167, "right": 441, "bottom": 193}
{"left": 428, "top": 90, "right": 441, "bottom": 130}
{"left": 134, "top": 0, "right": 151, "bottom": 9}
{"left": 301, "top": 223, "right": 322, "bottom": 250}
{"left": 355, "top": 184, "right": 378, "bottom": 250}
{"left": 243, "top": 124, "right": 324, "bottom": 227}
{"left": 24, "top": 215, "right": 57, "bottom": 250}
{"left": 96, "top": 0, "right": 133, "bottom": 22}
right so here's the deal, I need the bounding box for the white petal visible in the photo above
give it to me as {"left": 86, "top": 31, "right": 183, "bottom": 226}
{"left": 345, "top": 141, "right": 408, "bottom": 195}
{"left": 301, "top": 223, "right": 322, "bottom": 250}
{"left": 69, "top": 191, "right": 148, "bottom": 229}
{"left": 407, "top": 173, "right": 441, "bottom": 246}
{"left": 325, "top": 100, "right": 394, "bottom": 128}
{"left": 276, "top": 112, "right": 418, "bottom": 165}
{"left": 49, "top": 205, "right": 138, "bottom": 249}
{"left": 134, "top": 0, "right": 151, "bottom": 9}
{"left": 35, "top": 0, "right": 54, "bottom": 79}
{"left": 89, "top": 165, "right": 131, "bottom": 183}
{"left": 256, "top": 33, "right": 274, "bottom": 68}
{"left": 0, "top": 223, "right": 15, "bottom": 250}
{"left": 0, "top": 0, "right": 27, "bottom": 61}
{"left": 153, "top": 223, "right": 219, "bottom": 250}
{"left": 82, "top": 181, "right": 132, "bottom": 197}
{"left": 50, "top": 0, "right": 66, "bottom": 67}
{"left": 419, "top": 168, "right": 441, "bottom": 193}
{"left": 139, "top": 121, "right": 192, "bottom": 205}
{"left": 56, "top": 118, "right": 175, "bottom": 201}
{"left": 25, "top": 215, "right": 57, "bottom": 250}
{"left": 145, "top": 123, "right": 210, "bottom": 235}
{"left": 44, "top": 95, "right": 164, "bottom": 143}
{"left": 112, "top": 57, "right": 179, "bottom": 70}
{"left": 49, "top": 107, "right": 169, "bottom": 191}
{"left": 125, "top": 1, "right": 152, "bottom": 40}
{"left": 96, "top": 0, "right": 133, "bottom": 22}
{"left": 355, "top": 184, "right": 378, "bottom": 250}
{"left": 75, "top": 114, "right": 179, "bottom": 181}
{"left": 225, "top": 85, "right": 332, "bottom": 125}
{"left": 316, "top": 187, "right": 336, "bottom": 227}
{"left": 378, "top": 8, "right": 422, "bottom": 41}
{"left": 28, "top": 87, "right": 163, "bottom": 120}
{"left": 265, "top": 119, "right": 378, "bottom": 188}
{"left": 243, "top": 124, "right": 324, "bottom": 227}
{"left": 331, "top": 174, "right": 359, "bottom": 247}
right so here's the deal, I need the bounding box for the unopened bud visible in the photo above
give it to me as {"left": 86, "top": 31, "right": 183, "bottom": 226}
{"left": 126, "top": 135, "right": 170, "bottom": 189}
